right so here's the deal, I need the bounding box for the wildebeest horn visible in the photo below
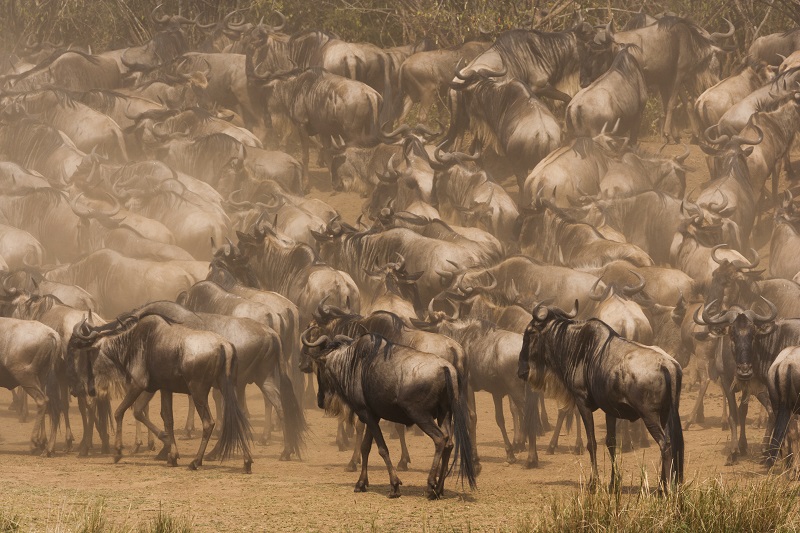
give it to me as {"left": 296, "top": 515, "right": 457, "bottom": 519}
{"left": 393, "top": 253, "right": 405, "bottom": 271}
{"left": 69, "top": 192, "right": 92, "bottom": 219}
{"left": 744, "top": 296, "right": 778, "bottom": 324}
{"left": 300, "top": 327, "right": 328, "bottom": 348}
{"left": 708, "top": 190, "right": 728, "bottom": 213}
{"left": 695, "top": 299, "right": 737, "bottom": 326}
{"left": 711, "top": 244, "right": 729, "bottom": 265}
{"left": 382, "top": 124, "right": 412, "bottom": 141}
{"left": 710, "top": 18, "right": 735, "bottom": 41}
{"left": 269, "top": 11, "right": 286, "bottom": 32}
{"left": 731, "top": 124, "right": 763, "bottom": 146}
{"left": 589, "top": 277, "right": 611, "bottom": 301}
{"left": 704, "top": 124, "right": 729, "bottom": 145}
{"left": 674, "top": 144, "right": 690, "bottom": 164}
{"left": 732, "top": 248, "right": 760, "bottom": 270}
{"left": 623, "top": 270, "right": 646, "bottom": 297}
{"left": 150, "top": 4, "right": 170, "bottom": 25}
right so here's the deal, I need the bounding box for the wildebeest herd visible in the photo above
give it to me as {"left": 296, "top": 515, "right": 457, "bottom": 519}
{"left": 0, "top": 5, "right": 799, "bottom": 500}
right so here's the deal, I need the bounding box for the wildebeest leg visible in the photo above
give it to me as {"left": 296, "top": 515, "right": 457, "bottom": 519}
{"left": 363, "top": 415, "right": 402, "bottom": 498}
{"left": 660, "top": 82, "right": 681, "bottom": 143}
{"left": 767, "top": 407, "right": 792, "bottom": 469}
{"left": 414, "top": 416, "right": 448, "bottom": 499}
{"left": 755, "top": 390, "right": 774, "bottom": 456}
{"left": 618, "top": 420, "right": 634, "bottom": 452}
{"left": 641, "top": 413, "right": 670, "bottom": 492}
{"left": 20, "top": 381, "right": 50, "bottom": 456}
{"left": 96, "top": 395, "right": 112, "bottom": 454}
{"left": 212, "top": 388, "right": 223, "bottom": 437}
{"left": 396, "top": 424, "right": 411, "bottom": 471}
{"left": 493, "top": 394, "right": 516, "bottom": 463}
{"left": 189, "top": 389, "right": 215, "bottom": 471}
{"left": 721, "top": 384, "right": 740, "bottom": 465}
{"left": 346, "top": 420, "right": 365, "bottom": 472}
{"left": 131, "top": 391, "right": 167, "bottom": 460}
{"left": 435, "top": 415, "right": 455, "bottom": 498}
{"left": 336, "top": 415, "right": 350, "bottom": 451}
{"left": 257, "top": 378, "right": 281, "bottom": 446}
{"left": 60, "top": 384, "right": 73, "bottom": 452}
{"left": 18, "top": 388, "right": 29, "bottom": 422}
{"left": 160, "top": 391, "right": 179, "bottom": 467}
{"left": 354, "top": 425, "right": 373, "bottom": 492}
{"left": 547, "top": 408, "right": 568, "bottom": 454}
{"left": 738, "top": 391, "right": 750, "bottom": 456}
{"left": 685, "top": 375, "right": 711, "bottom": 430}
{"left": 76, "top": 395, "right": 94, "bottom": 457}
{"left": 573, "top": 409, "right": 584, "bottom": 455}
{"left": 184, "top": 397, "right": 196, "bottom": 438}
{"left": 539, "top": 394, "right": 551, "bottom": 433}
{"left": 509, "top": 395, "right": 526, "bottom": 452}
{"left": 113, "top": 386, "right": 146, "bottom": 463}
{"left": 577, "top": 404, "right": 599, "bottom": 490}
{"left": 605, "top": 413, "right": 620, "bottom": 492}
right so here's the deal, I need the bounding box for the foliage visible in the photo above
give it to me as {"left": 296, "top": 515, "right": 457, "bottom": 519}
{"left": 0, "top": 0, "right": 795, "bottom": 57}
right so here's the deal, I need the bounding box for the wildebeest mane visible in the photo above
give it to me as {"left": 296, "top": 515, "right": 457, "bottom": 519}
{"left": 491, "top": 29, "right": 576, "bottom": 82}
{"left": 3, "top": 49, "right": 100, "bottom": 82}
{"left": 69, "top": 89, "right": 130, "bottom": 114}
{"left": 2, "top": 119, "right": 74, "bottom": 170}
{"left": 608, "top": 46, "right": 643, "bottom": 78}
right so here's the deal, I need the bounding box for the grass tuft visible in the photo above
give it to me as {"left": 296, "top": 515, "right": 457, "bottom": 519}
{"left": 533, "top": 475, "right": 800, "bottom": 532}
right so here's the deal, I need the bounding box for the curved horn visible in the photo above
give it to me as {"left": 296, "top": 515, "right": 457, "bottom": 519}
{"left": 748, "top": 296, "right": 778, "bottom": 324}
{"left": 710, "top": 18, "right": 735, "bottom": 41}
{"left": 704, "top": 124, "right": 729, "bottom": 145}
{"left": 696, "top": 299, "right": 737, "bottom": 326}
{"left": 711, "top": 243, "right": 729, "bottom": 265}
{"left": 269, "top": 11, "right": 286, "bottom": 32}
{"left": 150, "top": 4, "right": 170, "bottom": 25}
{"left": 674, "top": 143, "right": 690, "bottom": 164}
{"left": 731, "top": 124, "right": 764, "bottom": 146}
{"left": 589, "top": 277, "right": 611, "bottom": 301}
{"left": 623, "top": 270, "right": 646, "bottom": 297}
{"left": 69, "top": 192, "right": 92, "bottom": 219}
{"left": 732, "top": 248, "right": 760, "bottom": 271}
{"left": 565, "top": 299, "right": 579, "bottom": 319}
{"left": 300, "top": 327, "right": 328, "bottom": 348}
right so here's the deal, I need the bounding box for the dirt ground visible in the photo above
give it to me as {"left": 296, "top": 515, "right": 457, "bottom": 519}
{"left": 0, "top": 141, "right": 794, "bottom": 531}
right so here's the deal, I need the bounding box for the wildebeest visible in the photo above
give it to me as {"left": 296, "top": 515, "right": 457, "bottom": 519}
{"left": 68, "top": 314, "right": 254, "bottom": 472}
{"left": 771, "top": 192, "right": 800, "bottom": 280}
{"left": 765, "top": 346, "right": 800, "bottom": 467}
{"left": 301, "top": 331, "right": 477, "bottom": 498}
{"left": 748, "top": 29, "right": 800, "bottom": 66}
{"left": 566, "top": 46, "right": 648, "bottom": 142}
{"left": 518, "top": 302, "right": 684, "bottom": 490}
{"left": 0, "top": 317, "right": 61, "bottom": 456}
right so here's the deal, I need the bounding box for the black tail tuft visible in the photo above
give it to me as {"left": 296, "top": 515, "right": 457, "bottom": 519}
{"left": 665, "top": 365, "right": 684, "bottom": 485}
{"left": 444, "top": 366, "right": 477, "bottom": 490}
{"left": 217, "top": 346, "right": 253, "bottom": 461}
{"left": 279, "top": 370, "right": 307, "bottom": 459}
{"left": 522, "top": 386, "right": 540, "bottom": 444}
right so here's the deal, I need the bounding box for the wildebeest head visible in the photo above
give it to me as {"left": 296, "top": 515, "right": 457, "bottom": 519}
{"left": 66, "top": 315, "right": 133, "bottom": 396}
{"left": 517, "top": 300, "right": 579, "bottom": 385}
{"left": 705, "top": 244, "right": 762, "bottom": 312}
{"left": 695, "top": 297, "right": 778, "bottom": 381}
{"left": 579, "top": 21, "right": 616, "bottom": 88}
{"left": 299, "top": 326, "right": 353, "bottom": 369}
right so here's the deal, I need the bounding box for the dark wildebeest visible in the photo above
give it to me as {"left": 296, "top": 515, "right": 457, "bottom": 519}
{"left": 67, "top": 314, "right": 254, "bottom": 472}
{"left": 694, "top": 298, "right": 800, "bottom": 467}
{"left": 765, "top": 346, "right": 800, "bottom": 468}
{"left": 125, "top": 301, "right": 306, "bottom": 459}
{"left": 518, "top": 302, "right": 684, "bottom": 491}
{"left": 301, "top": 331, "right": 477, "bottom": 499}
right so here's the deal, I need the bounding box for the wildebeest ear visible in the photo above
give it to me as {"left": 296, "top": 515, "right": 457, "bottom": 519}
{"left": 403, "top": 271, "right": 424, "bottom": 281}
{"left": 742, "top": 146, "right": 755, "bottom": 156}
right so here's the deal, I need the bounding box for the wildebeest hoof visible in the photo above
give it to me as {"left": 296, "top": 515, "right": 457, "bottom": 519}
{"left": 525, "top": 458, "right": 539, "bottom": 469}
{"left": 132, "top": 442, "right": 141, "bottom": 454}
{"left": 41, "top": 449, "right": 53, "bottom": 458}
{"left": 425, "top": 488, "right": 438, "bottom": 500}
{"left": 725, "top": 453, "right": 738, "bottom": 466}
{"left": 78, "top": 446, "right": 89, "bottom": 458}
{"left": 155, "top": 447, "right": 169, "bottom": 461}
{"left": 354, "top": 482, "right": 368, "bottom": 493}
{"left": 621, "top": 443, "right": 634, "bottom": 453}
{"left": 259, "top": 435, "right": 270, "bottom": 446}
{"left": 244, "top": 460, "right": 252, "bottom": 474}
{"left": 148, "top": 441, "right": 156, "bottom": 451}
{"left": 573, "top": 445, "right": 584, "bottom": 456}
{"left": 205, "top": 451, "right": 219, "bottom": 461}
{"left": 546, "top": 445, "right": 556, "bottom": 455}
{"left": 396, "top": 459, "right": 409, "bottom": 471}
{"left": 388, "top": 482, "right": 402, "bottom": 498}
{"left": 345, "top": 461, "right": 357, "bottom": 472}
{"left": 739, "top": 445, "right": 749, "bottom": 456}
{"left": 188, "top": 460, "right": 200, "bottom": 470}
{"left": 167, "top": 456, "right": 178, "bottom": 467}
{"left": 506, "top": 453, "right": 517, "bottom": 464}
{"left": 64, "top": 439, "right": 73, "bottom": 453}
{"left": 113, "top": 452, "right": 123, "bottom": 463}
{"left": 337, "top": 440, "right": 348, "bottom": 452}
{"left": 183, "top": 429, "right": 193, "bottom": 439}
{"left": 279, "top": 451, "right": 292, "bottom": 461}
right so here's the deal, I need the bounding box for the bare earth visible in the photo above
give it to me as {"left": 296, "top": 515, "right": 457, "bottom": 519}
{"left": 0, "top": 142, "right": 790, "bottom": 531}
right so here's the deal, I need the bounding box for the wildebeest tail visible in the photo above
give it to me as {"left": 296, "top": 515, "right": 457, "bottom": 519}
{"left": 444, "top": 366, "right": 477, "bottom": 490}
{"left": 217, "top": 344, "right": 253, "bottom": 461}
{"left": 663, "top": 365, "right": 684, "bottom": 484}
{"left": 45, "top": 370, "right": 62, "bottom": 433}
{"left": 378, "top": 54, "right": 395, "bottom": 127}
{"left": 522, "top": 385, "right": 540, "bottom": 442}
{"left": 278, "top": 361, "right": 308, "bottom": 458}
